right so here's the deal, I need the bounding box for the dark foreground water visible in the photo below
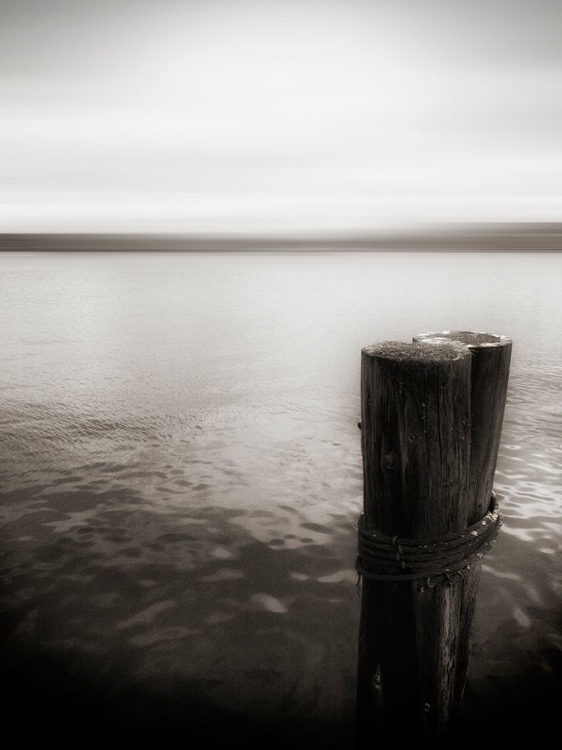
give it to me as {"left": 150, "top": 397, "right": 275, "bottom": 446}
{"left": 1, "top": 250, "right": 561, "bottom": 747}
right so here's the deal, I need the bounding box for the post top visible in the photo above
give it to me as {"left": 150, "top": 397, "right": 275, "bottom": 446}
{"left": 413, "top": 330, "right": 512, "bottom": 348}
{"left": 362, "top": 340, "right": 470, "bottom": 362}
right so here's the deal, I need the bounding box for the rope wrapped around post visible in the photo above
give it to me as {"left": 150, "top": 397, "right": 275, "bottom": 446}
{"left": 356, "top": 493, "right": 502, "bottom": 587}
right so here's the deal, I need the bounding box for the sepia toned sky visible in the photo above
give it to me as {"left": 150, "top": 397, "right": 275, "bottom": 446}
{"left": 1, "top": 0, "right": 561, "bottom": 233}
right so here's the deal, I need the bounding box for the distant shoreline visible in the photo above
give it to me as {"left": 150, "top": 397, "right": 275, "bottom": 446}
{"left": 1, "top": 223, "right": 561, "bottom": 253}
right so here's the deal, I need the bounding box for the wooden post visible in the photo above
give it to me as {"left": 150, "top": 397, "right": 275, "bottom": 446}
{"left": 413, "top": 330, "right": 512, "bottom": 729}
{"left": 413, "top": 331, "right": 512, "bottom": 523}
{"left": 356, "top": 334, "right": 510, "bottom": 749}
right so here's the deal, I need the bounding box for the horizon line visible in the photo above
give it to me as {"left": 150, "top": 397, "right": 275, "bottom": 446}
{"left": 1, "top": 221, "right": 561, "bottom": 253}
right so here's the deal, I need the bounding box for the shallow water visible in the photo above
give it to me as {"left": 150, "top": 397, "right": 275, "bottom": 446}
{"left": 1, "top": 250, "right": 561, "bottom": 746}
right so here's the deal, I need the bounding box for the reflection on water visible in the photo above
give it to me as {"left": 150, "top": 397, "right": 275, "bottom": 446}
{"left": 1, "top": 251, "right": 561, "bottom": 746}
{"left": 2, "top": 484, "right": 358, "bottom": 745}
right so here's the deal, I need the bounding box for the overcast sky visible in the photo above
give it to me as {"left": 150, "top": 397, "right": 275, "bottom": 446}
{"left": 1, "top": 0, "right": 561, "bottom": 233}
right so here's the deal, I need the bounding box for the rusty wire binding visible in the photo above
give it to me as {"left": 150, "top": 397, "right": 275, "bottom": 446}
{"left": 355, "top": 492, "right": 502, "bottom": 587}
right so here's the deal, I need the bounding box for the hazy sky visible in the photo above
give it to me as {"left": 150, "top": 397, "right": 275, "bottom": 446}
{"left": 1, "top": 0, "right": 561, "bottom": 232}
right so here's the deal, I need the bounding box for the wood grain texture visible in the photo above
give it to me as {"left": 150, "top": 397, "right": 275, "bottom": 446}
{"left": 357, "top": 341, "right": 473, "bottom": 749}
{"left": 414, "top": 331, "right": 512, "bottom": 522}
{"left": 412, "top": 330, "right": 512, "bottom": 742}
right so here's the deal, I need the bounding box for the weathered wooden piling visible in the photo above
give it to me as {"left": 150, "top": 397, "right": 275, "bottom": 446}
{"left": 356, "top": 333, "right": 510, "bottom": 749}
{"left": 413, "top": 331, "right": 512, "bottom": 523}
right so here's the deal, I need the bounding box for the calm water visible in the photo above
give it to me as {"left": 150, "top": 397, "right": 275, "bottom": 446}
{"left": 1, "top": 250, "right": 561, "bottom": 746}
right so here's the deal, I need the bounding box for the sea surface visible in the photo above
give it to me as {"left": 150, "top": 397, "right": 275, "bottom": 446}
{"left": 1, "top": 249, "right": 561, "bottom": 747}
